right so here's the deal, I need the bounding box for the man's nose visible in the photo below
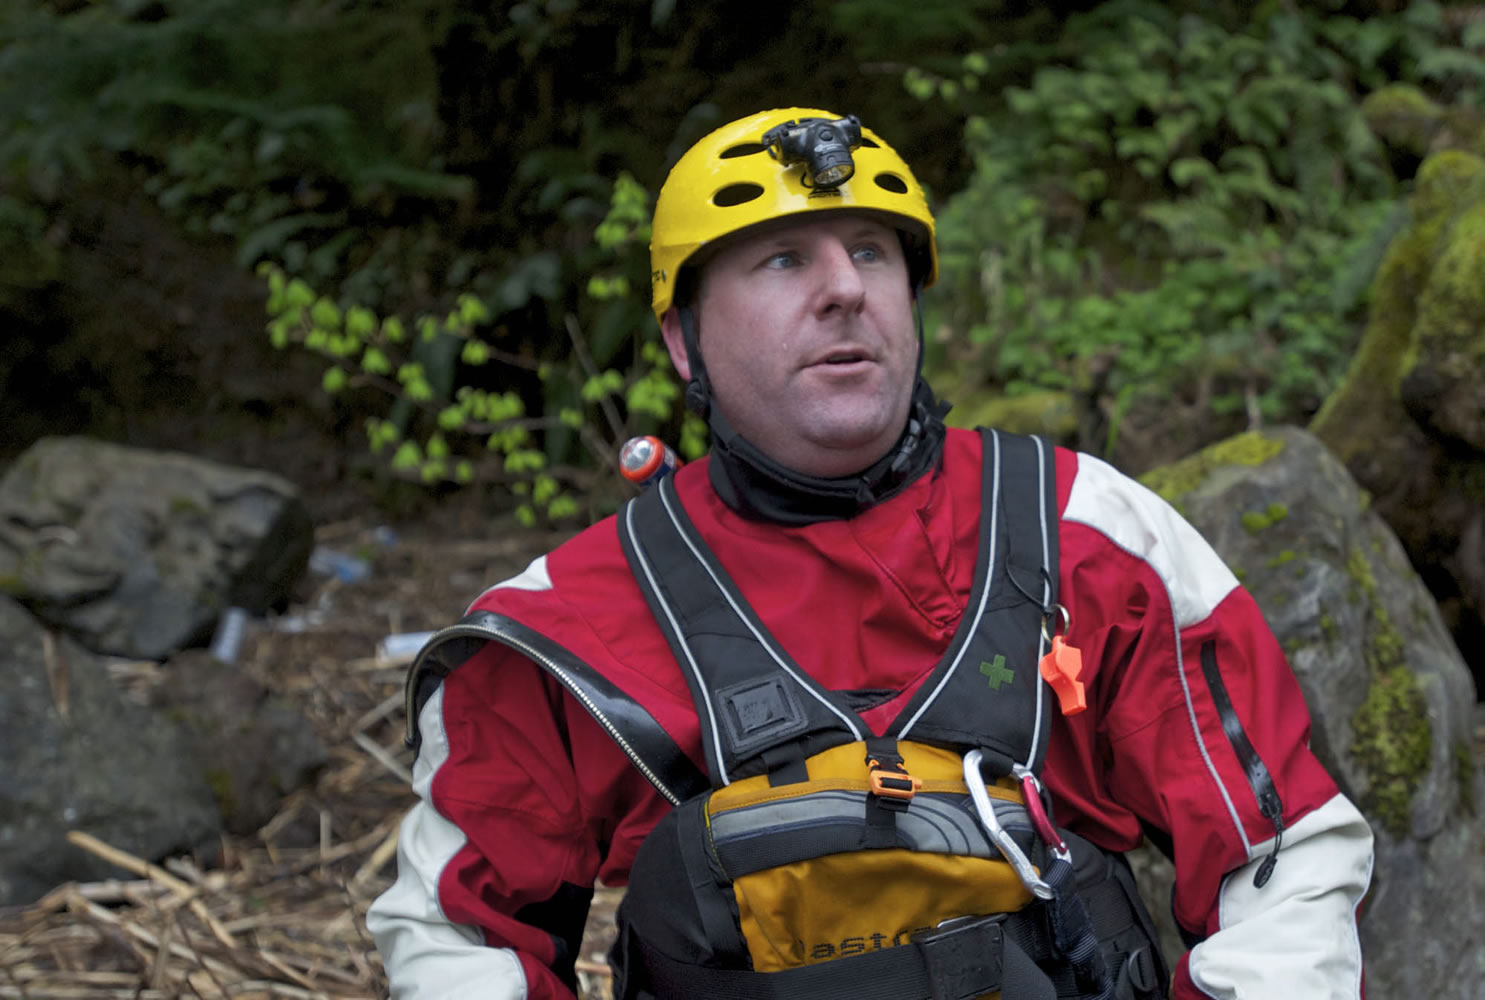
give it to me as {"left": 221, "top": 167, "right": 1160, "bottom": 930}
{"left": 815, "top": 239, "right": 865, "bottom": 316}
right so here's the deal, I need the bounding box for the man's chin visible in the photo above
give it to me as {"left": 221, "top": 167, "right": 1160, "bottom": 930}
{"left": 797, "top": 426, "right": 904, "bottom": 477}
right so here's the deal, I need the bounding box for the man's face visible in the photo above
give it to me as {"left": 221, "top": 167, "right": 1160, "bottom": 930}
{"left": 661, "top": 213, "right": 918, "bottom": 479}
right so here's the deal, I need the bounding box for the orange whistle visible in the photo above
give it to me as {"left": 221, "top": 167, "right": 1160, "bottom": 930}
{"left": 1039, "top": 635, "right": 1087, "bottom": 715}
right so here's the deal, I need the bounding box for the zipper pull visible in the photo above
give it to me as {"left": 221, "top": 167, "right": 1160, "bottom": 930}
{"left": 1253, "top": 788, "right": 1285, "bottom": 888}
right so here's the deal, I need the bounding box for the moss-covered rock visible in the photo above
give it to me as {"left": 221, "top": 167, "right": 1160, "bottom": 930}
{"left": 1241, "top": 502, "right": 1289, "bottom": 534}
{"left": 1308, "top": 210, "right": 1441, "bottom": 466}
{"left": 1410, "top": 149, "right": 1485, "bottom": 224}
{"left": 1351, "top": 665, "right": 1433, "bottom": 837}
{"left": 1137, "top": 429, "right": 1284, "bottom": 506}
{"left": 1402, "top": 197, "right": 1485, "bottom": 450}
{"left": 1311, "top": 152, "right": 1485, "bottom": 466}
{"left": 1362, "top": 83, "right": 1446, "bottom": 156}
{"left": 1311, "top": 148, "right": 1485, "bottom": 708}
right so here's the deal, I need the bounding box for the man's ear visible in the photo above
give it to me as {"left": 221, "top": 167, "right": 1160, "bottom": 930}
{"left": 659, "top": 307, "right": 693, "bottom": 381}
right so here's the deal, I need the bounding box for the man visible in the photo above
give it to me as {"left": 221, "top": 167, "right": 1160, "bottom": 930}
{"left": 367, "top": 108, "right": 1373, "bottom": 999}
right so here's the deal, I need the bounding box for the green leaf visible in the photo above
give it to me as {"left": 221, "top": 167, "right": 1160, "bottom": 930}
{"left": 547, "top": 495, "right": 580, "bottom": 519}
{"left": 457, "top": 293, "right": 491, "bottom": 325}
{"left": 392, "top": 441, "right": 422, "bottom": 470}
{"left": 1169, "top": 157, "right": 1216, "bottom": 187}
{"left": 505, "top": 449, "right": 547, "bottom": 473}
{"left": 367, "top": 419, "right": 400, "bottom": 452}
{"left": 361, "top": 346, "right": 391, "bottom": 375}
{"left": 382, "top": 316, "right": 407, "bottom": 343}
{"left": 310, "top": 297, "right": 342, "bottom": 331}
{"left": 462, "top": 339, "right": 490, "bottom": 365}
{"left": 426, "top": 432, "right": 450, "bottom": 459}
{"left": 515, "top": 504, "right": 537, "bottom": 528}
{"left": 437, "top": 406, "right": 464, "bottom": 431}
{"left": 321, "top": 367, "right": 347, "bottom": 394}
{"left": 346, "top": 306, "right": 377, "bottom": 339}
{"left": 285, "top": 279, "right": 316, "bottom": 309}
{"left": 581, "top": 374, "right": 611, "bottom": 402}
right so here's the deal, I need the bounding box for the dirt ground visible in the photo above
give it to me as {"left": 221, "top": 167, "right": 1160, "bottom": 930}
{"left": 0, "top": 509, "right": 624, "bottom": 999}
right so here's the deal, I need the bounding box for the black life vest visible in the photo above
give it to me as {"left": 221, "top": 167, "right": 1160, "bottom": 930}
{"left": 606, "top": 429, "right": 1167, "bottom": 1000}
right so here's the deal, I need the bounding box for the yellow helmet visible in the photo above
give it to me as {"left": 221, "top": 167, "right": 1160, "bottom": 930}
{"left": 649, "top": 107, "right": 937, "bottom": 323}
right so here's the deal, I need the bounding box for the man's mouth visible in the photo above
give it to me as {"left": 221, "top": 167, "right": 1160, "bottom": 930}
{"left": 812, "top": 349, "right": 871, "bottom": 367}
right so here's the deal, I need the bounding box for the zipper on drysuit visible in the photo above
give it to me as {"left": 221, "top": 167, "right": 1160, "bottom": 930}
{"left": 403, "top": 620, "right": 686, "bottom": 806}
{"left": 1199, "top": 640, "right": 1285, "bottom": 888}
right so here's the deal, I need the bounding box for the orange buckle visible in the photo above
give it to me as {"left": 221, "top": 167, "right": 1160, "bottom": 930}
{"left": 868, "top": 765, "right": 923, "bottom": 801}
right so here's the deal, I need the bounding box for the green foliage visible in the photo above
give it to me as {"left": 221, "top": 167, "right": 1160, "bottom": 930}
{"left": 918, "top": 1, "right": 1485, "bottom": 442}
{"left": 259, "top": 172, "right": 701, "bottom": 521}
{"left": 0, "top": 0, "right": 470, "bottom": 296}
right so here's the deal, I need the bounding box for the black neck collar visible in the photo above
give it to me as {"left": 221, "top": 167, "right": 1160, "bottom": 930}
{"left": 706, "top": 377, "right": 949, "bottom": 525}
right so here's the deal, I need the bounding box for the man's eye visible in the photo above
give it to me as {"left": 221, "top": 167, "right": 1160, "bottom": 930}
{"left": 764, "top": 252, "right": 800, "bottom": 269}
{"left": 852, "top": 244, "right": 884, "bottom": 263}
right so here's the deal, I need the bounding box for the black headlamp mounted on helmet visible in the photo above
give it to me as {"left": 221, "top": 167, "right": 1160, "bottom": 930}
{"left": 762, "top": 115, "right": 863, "bottom": 189}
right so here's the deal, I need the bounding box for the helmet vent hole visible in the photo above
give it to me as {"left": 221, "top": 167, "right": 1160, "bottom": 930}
{"left": 874, "top": 172, "right": 909, "bottom": 194}
{"left": 859, "top": 136, "right": 880, "bottom": 148}
{"left": 719, "top": 143, "right": 767, "bottom": 159}
{"left": 713, "top": 182, "right": 765, "bottom": 207}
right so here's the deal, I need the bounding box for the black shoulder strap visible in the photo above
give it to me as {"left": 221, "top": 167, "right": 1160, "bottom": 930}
{"left": 617, "top": 475, "right": 867, "bottom": 787}
{"left": 885, "top": 429, "right": 1059, "bottom": 773}
{"left": 403, "top": 609, "right": 709, "bottom": 804}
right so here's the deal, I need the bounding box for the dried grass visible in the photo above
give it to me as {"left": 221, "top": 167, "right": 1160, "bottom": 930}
{"left": 0, "top": 520, "right": 619, "bottom": 999}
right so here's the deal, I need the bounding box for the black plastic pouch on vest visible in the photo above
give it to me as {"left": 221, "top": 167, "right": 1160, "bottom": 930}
{"left": 610, "top": 797, "right": 748, "bottom": 1000}
{"left": 1059, "top": 831, "right": 1171, "bottom": 1000}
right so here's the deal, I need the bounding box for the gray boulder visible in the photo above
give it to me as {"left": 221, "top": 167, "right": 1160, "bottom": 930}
{"left": 150, "top": 649, "right": 330, "bottom": 835}
{"left": 0, "top": 437, "right": 313, "bottom": 659}
{"left": 0, "top": 596, "right": 221, "bottom": 906}
{"left": 1139, "top": 425, "right": 1483, "bottom": 996}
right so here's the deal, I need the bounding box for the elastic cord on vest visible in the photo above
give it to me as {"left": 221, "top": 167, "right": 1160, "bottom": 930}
{"left": 677, "top": 300, "right": 950, "bottom": 526}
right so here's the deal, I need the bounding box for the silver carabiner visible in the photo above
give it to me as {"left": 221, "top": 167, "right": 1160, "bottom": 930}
{"left": 964, "top": 749, "right": 1054, "bottom": 900}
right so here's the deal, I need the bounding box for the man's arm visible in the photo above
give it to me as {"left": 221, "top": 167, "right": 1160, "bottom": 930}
{"left": 367, "top": 645, "right": 663, "bottom": 1000}
{"left": 1055, "top": 451, "right": 1373, "bottom": 999}
{"left": 367, "top": 682, "right": 532, "bottom": 999}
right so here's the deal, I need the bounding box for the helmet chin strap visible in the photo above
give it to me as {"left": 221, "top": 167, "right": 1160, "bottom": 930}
{"left": 676, "top": 293, "right": 949, "bottom": 525}
{"left": 679, "top": 303, "right": 712, "bottom": 421}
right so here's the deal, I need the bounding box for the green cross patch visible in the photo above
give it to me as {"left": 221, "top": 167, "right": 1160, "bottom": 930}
{"left": 979, "top": 654, "right": 1014, "bottom": 691}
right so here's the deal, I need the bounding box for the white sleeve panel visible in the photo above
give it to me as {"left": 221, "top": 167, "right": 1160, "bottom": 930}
{"left": 467, "top": 554, "right": 554, "bottom": 611}
{"left": 1063, "top": 453, "right": 1239, "bottom": 628}
{"left": 366, "top": 686, "right": 530, "bottom": 1000}
{"left": 1188, "top": 794, "right": 1373, "bottom": 998}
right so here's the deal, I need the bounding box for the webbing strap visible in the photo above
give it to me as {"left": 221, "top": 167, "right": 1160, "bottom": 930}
{"left": 640, "top": 916, "right": 1057, "bottom": 1000}
{"left": 1042, "top": 856, "right": 1114, "bottom": 1000}
{"left": 618, "top": 474, "right": 866, "bottom": 786}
